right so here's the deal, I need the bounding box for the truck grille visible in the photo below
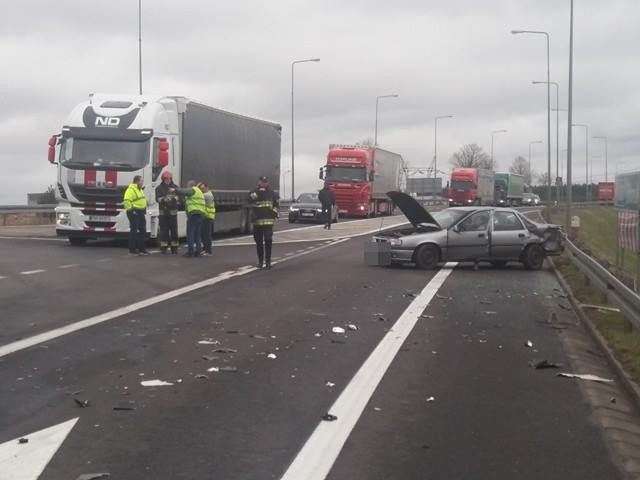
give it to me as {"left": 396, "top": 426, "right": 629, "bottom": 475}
{"left": 69, "top": 185, "right": 126, "bottom": 204}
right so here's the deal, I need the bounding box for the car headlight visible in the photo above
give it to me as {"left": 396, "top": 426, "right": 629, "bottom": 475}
{"left": 57, "top": 212, "right": 70, "bottom": 226}
{"left": 389, "top": 238, "right": 402, "bottom": 246}
{"left": 467, "top": 199, "right": 473, "bottom": 203}
{"left": 448, "top": 198, "right": 453, "bottom": 202}
{"left": 316, "top": 208, "right": 323, "bottom": 212}
{"left": 359, "top": 205, "right": 366, "bottom": 210}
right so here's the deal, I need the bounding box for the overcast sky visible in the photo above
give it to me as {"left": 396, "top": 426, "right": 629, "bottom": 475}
{"left": 1, "top": 0, "right": 638, "bottom": 203}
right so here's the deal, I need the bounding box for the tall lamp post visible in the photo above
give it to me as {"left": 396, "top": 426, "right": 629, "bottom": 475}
{"left": 529, "top": 140, "right": 543, "bottom": 185}
{"left": 291, "top": 58, "right": 320, "bottom": 201}
{"left": 533, "top": 81, "right": 560, "bottom": 201}
{"left": 593, "top": 136, "right": 608, "bottom": 182}
{"left": 490, "top": 129, "right": 507, "bottom": 169}
{"left": 374, "top": 94, "right": 399, "bottom": 146}
{"left": 566, "top": 0, "right": 575, "bottom": 228}
{"left": 512, "top": 29, "right": 552, "bottom": 203}
{"left": 434, "top": 115, "right": 453, "bottom": 178}
{"left": 572, "top": 124, "right": 589, "bottom": 200}
{"left": 138, "top": 0, "right": 143, "bottom": 95}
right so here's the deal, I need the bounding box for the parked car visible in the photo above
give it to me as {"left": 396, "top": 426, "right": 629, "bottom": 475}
{"left": 288, "top": 193, "right": 338, "bottom": 224}
{"left": 522, "top": 192, "right": 541, "bottom": 205}
{"left": 369, "top": 191, "right": 564, "bottom": 270}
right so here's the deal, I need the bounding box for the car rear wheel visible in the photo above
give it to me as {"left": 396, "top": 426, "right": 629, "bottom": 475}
{"left": 522, "top": 245, "right": 545, "bottom": 270}
{"left": 414, "top": 244, "right": 439, "bottom": 270}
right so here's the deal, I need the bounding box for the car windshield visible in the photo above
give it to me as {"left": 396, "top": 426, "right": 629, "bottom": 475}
{"left": 61, "top": 137, "right": 150, "bottom": 170}
{"left": 325, "top": 166, "right": 367, "bottom": 182}
{"left": 451, "top": 180, "right": 475, "bottom": 191}
{"left": 297, "top": 193, "right": 319, "bottom": 203}
{"left": 433, "top": 208, "right": 470, "bottom": 228}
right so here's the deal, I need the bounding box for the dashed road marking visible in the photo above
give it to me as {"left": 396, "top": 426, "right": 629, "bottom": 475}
{"left": 57, "top": 264, "right": 79, "bottom": 269}
{"left": 20, "top": 270, "right": 46, "bottom": 276}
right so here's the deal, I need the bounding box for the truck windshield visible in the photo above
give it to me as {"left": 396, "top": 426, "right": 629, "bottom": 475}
{"left": 451, "top": 180, "right": 475, "bottom": 191}
{"left": 61, "top": 138, "right": 150, "bottom": 170}
{"left": 326, "top": 166, "right": 367, "bottom": 182}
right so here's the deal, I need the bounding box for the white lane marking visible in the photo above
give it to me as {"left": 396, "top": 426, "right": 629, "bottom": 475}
{"left": 57, "top": 264, "right": 79, "bottom": 269}
{"left": 20, "top": 270, "right": 46, "bottom": 276}
{"left": 0, "top": 417, "right": 79, "bottom": 480}
{"left": 0, "top": 238, "right": 349, "bottom": 359}
{"left": 280, "top": 263, "right": 457, "bottom": 480}
{"left": 0, "top": 276, "right": 6, "bottom": 280}
{"left": 0, "top": 236, "right": 65, "bottom": 242}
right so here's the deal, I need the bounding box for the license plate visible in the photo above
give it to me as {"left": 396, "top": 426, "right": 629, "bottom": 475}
{"left": 301, "top": 213, "right": 314, "bottom": 217}
{"left": 89, "top": 215, "right": 113, "bottom": 222}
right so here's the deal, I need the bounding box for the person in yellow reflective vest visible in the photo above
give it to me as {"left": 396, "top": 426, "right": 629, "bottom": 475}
{"left": 123, "top": 175, "right": 149, "bottom": 256}
{"left": 248, "top": 176, "right": 279, "bottom": 269}
{"left": 199, "top": 182, "right": 216, "bottom": 256}
{"left": 176, "top": 180, "right": 207, "bottom": 257}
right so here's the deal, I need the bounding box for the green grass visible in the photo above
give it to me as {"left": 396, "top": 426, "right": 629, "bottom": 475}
{"left": 555, "top": 254, "right": 640, "bottom": 384}
{"left": 550, "top": 206, "right": 638, "bottom": 280}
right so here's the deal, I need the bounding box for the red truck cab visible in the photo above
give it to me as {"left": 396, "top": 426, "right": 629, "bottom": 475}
{"left": 597, "top": 182, "right": 615, "bottom": 202}
{"left": 448, "top": 167, "right": 494, "bottom": 206}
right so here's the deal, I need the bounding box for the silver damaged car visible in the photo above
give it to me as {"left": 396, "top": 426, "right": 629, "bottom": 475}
{"left": 370, "top": 191, "right": 564, "bottom": 270}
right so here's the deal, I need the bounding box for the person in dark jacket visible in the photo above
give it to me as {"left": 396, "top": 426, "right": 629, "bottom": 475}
{"left": 318, "top": 182, "right": 336, "bottom": 229}
{"left": 248, "top": 176, "right": 279, "bottom": 269}
{"left": 155, "top": 171, "right": 179, "bottom": 254}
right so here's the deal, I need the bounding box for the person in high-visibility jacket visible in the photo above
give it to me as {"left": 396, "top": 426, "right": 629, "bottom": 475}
{"left": 123, "top": 175, "right": 149, "bottom": 255}
{"left": 176, "top": 180, "right": 206, "bottom": 257}
{"left": 199, "top": 182, "right": 216, "bottom": 256}
{"left": 155, "top": 171, "right": 179, "bottom": 254}
{"left": 248, "top": 176, "right": 279, "bottom": 269}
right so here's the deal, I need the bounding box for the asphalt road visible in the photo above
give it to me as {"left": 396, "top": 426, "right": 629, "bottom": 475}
{"left": 0, "top": 215, "right": 630, "bottom": 480}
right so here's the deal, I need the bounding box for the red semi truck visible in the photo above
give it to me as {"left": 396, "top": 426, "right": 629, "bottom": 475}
{"left": 597, "top": 182, "right": 615, "bottom": 202}
{"left": 319, "top": 145, "right": 404, "bottom": 217}
{"left": 448, "top": 167, "right": 495, "bottom": 206}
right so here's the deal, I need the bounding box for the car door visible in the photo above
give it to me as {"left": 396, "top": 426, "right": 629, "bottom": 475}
{"left": 490, "top": 210, "right": 530, "bottom": 260}
{"left": 447, "top": 210, "right": 490, "bottom": 261}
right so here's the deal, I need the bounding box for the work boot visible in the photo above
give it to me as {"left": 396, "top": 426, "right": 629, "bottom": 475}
{"left": 265, "top": 260, "right": 272, "bottom": 270}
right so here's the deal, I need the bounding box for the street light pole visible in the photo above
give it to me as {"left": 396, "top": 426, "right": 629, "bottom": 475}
{"left": 490, "top": 129, "right": 507, "bottom": 170}
{"left": 593, "top": 136, "right": 608, "bottom": 182}
{"left": 291, "top": 58, "right": 320, "bottom": 201}
{"left": 138, "top": 0, "right": 142, "bottom": 95}
{"left": 529, "top": 140, "right": 543, "bottom": 185}
{"left": 374, "top": 94, "right": 399, "bottom": 146}
{"left": 566, "top": 0, "right": 574, "bottom": 227}
{"left": 434, "top": 115, "right": 453, "bottom": 179}
{"left": 533, "top": 81, "right": 560, "bottom": 202}
{"left": 512, "top": 29, "right": 552, "bottom": 204}
{"left": 572, "top": 124, "right": 589, "bottom": 200}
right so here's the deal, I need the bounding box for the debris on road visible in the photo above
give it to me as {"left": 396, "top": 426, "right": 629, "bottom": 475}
{"left": 214, "top": 348, "right": 238, "bottom": 353}
{"left": 420, "top": 314, "right": 434, "bottom": 319}
{"left": 347, "top": 324, "right": 358, "bottom": 331}
{"left": 195, "top": 374, "right": 208, "bottom": 380}
{"left": 113, "top": 405, "right": 136, "bottom": 411}
{"left": 524, "top": 340, "right": 534, "bottom": 348}
{"left": 557, "top": 373, "right": 614, "bottom": 384}
{"left": 207, "top": 367, "right": 219, "bottom": 373}
{"left": 374, "top": 407, "right": 382, "bottom": 411}
{"left": 325, "top": 381, "right": 335, "bottom": 387}
{"left": 202, "top": 355, "right": 217, "bottom": 361}
{"left": 484, "top": 311, "right": 497, "bottom": 315}
{"left": 610, "top": 397, "right": 617, "bottom": 404}
{"left": 581, "top": 304, "right": 621, "bottom": 314}
{"left": 140, "top": 380, "right": 175, "bottom": 387}
{"left": 332, "top": 327, "right": 346, "bottom": 334}
{"left": 75, "top": 474, "right": 111, "bottom": 480}
{"left": 436, "top": 294, "right": 452, "bottom": 300}
{"left": 267, "top": 353, "right": 277, "bottom": 360}
{"left": 480, "top": 300, "right": 493, "bottom": 305}
{"left": 219, "top": 366, "right": 238, "bottom": 373}
{"left": 426, "top": 396, "right": 435, "bottom": 402}
{"left": 73, "top": 398, "right": 90, "bottom": 408}
{"left": 322, "top": 413, "right": 338, "bottom": 421}
{"left": 530, "top": 360, "right": 563, "bottom": 369}
{"left": 558, "top": 303, "right": 572, "bottom": 311}
{"left": 18, "top": 438, "right": 28, "bottom": 444}
{"left": 226, "top": 330, "right": 239, "bottom": 334}
{"left": 197, "top": 339, "right": 220, "bottom": 345}
{"left": 331, "top": 339, "right": 346, "bottom": 344}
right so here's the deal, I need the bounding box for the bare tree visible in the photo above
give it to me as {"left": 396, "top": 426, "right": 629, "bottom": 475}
{"left": 450, "top": 144, "right": 494, "bottom": 170}
{"left": 535, "top": 171, "right": 550, "bottom": 186}
{"left": 509, "top": 156, "right": 533, "bottom": 185}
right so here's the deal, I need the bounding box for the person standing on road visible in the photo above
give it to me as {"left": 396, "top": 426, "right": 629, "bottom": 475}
{"left": 318, "top": 182, "right": 336, "bottom": 230}
{"left": 123, "top": 175, "right": 149, "bottom": 256}
{"left": 248, "top": 176, "right": 279, "bottom": 269}
{"left": 176, "top": 180, "right": 206, "bottom": 257}
{"left": 199, "top": 182, "right": 216, "bottom": 256}
{"left": 155, "top": 171, "right": 179, "bottom": 254}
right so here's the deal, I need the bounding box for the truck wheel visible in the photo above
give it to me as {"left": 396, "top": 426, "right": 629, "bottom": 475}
{"left": 69, "top": 237, "right": 87, "bottom": 246}
{"left": 414, "top": 244, "right": 439, "bottom": 270}
{"left": 522, "top": 245, "right": 545, "bottom": 270}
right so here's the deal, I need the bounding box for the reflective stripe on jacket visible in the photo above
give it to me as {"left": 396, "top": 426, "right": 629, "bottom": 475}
{"left": 204, "top": 191, "right": 216, "bottom": 220}
{"left": 186, "top": 186, "right": 206, "bottom": 216}
{"left": 248, "top": 187, "right": 279, "bottom": 226}
{"left": 123, "top": 183, "right": 147, "bottom": 211}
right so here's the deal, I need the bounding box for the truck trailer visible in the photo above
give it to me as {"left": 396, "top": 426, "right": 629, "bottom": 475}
{"left": 597, "top": 182, "right": 615, "bottom": 202}
{"left": 494, "top": 172, "right": 525, "bottom": 206}
{"left": 448, "top": 168, "right": 494, "bottom": 206}
{"left": 615, "top": 172, "right": 640, "bottom": 211}
{"left": 319, "top": 145, "right": 405, "bottom": 217}
{"left": 48, "top": 94, "right": 281, "bottom": 244}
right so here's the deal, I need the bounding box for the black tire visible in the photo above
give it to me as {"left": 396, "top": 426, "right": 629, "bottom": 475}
{"left": 414, "top": 244, "right": 440, "bottom": 270}
{"left": 288, "top": 218, "right": 295, "bottom": 224}
{"left": 522, "top": 245, "right": 545, "bottom": 270}
{"left": 68, "top": 237, "right": 87, "bottom": 246}
{"left": 491, "top": 261, "right": 507, "bottom": 268}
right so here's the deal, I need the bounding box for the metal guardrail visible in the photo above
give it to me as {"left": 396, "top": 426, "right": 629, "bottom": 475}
{"left": 565, "top": 238, "right": 640, "bottom": 330}
{"left": 0, "top": 205, "right": 56, "bottom": 214}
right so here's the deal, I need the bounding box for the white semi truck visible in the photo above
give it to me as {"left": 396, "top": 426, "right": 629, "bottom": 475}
{"left": 49, "top": 94, "right": 281, "bottom": 245}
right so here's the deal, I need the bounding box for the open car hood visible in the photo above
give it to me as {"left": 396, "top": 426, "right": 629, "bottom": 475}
{"left": 387, "top": 191, "right": 441, "bottom": 228}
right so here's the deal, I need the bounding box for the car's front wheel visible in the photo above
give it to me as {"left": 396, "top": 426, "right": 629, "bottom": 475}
{"left": 414, "top": 244, "right": 439, "bottom": 270}
{"left": 522, "top": 245, "right": 545, "bottom": 270}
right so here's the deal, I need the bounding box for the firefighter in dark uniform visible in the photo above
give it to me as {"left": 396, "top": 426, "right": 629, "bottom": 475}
{"left": 155, "top": 171, "right": 180, "bottom": 254}
{"left": 248, "top": 176, "right": 279, "bottom": 269}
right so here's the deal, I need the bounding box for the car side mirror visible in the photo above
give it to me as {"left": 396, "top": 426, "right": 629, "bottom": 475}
{"left": 452, "top": 225, "right": 460, "bottom": 233}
